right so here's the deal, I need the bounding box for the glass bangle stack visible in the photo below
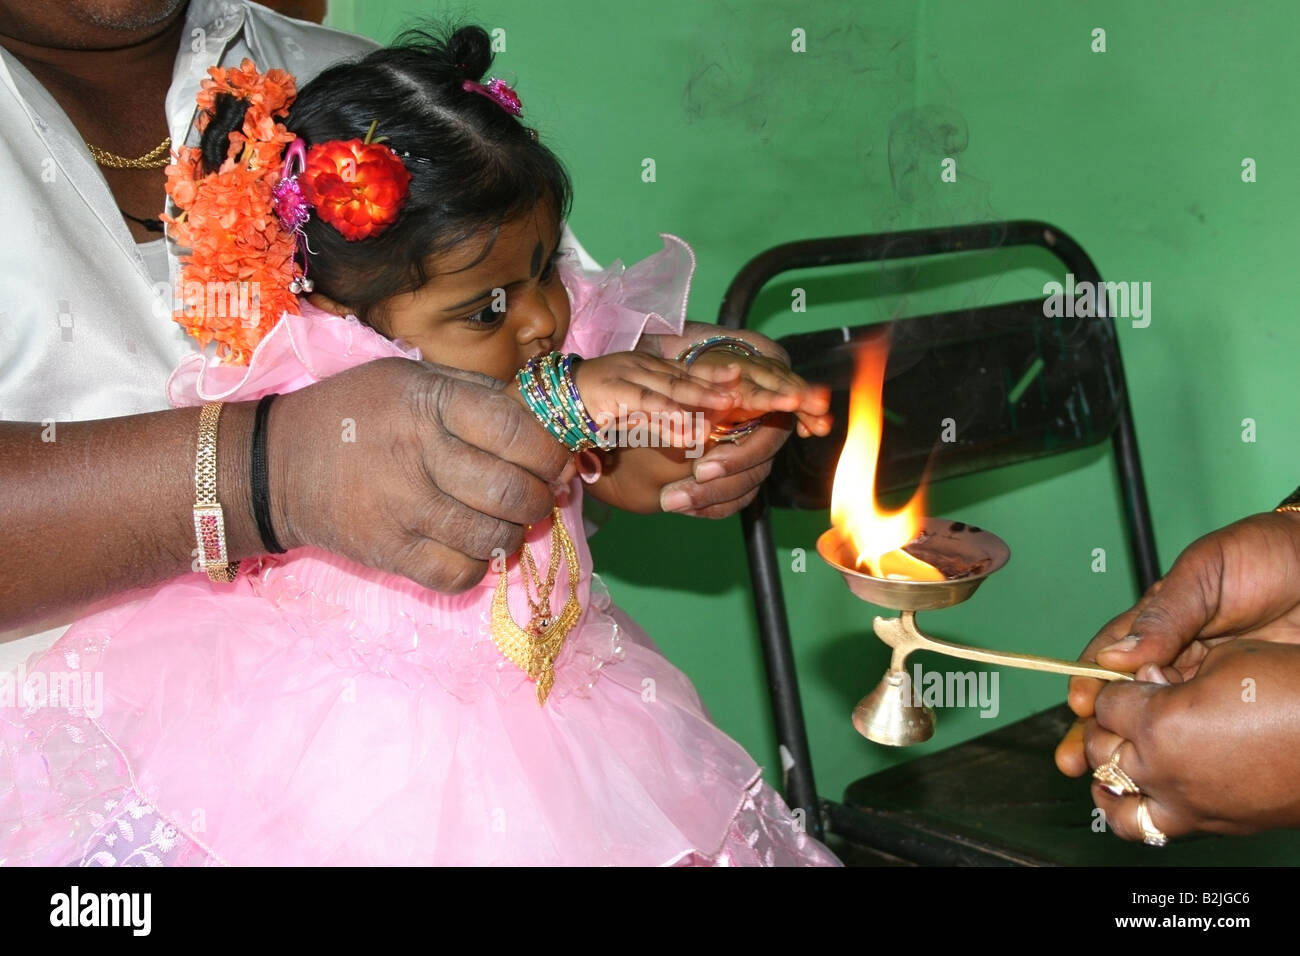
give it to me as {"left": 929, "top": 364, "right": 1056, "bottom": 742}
{"left": 517, "top": 352, "right": 613, "bottom": 453}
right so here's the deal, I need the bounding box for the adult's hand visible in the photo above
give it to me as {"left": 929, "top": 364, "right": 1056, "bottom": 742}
{"left": 1083, "top": 639, "right": 1300, "bottom": 839}
{"left": 658, "top": 416, "right": 794, "bottom": 518}
{"left": 645, "top": 322, "right": 829, "bottom": 519}
{"left": 1055, "top": 510, "right": 1300, "bottom": 778}
{"left": 0, "top": 358, "right": 569, "bottom": 631}
{"left": 270, "top": 358, "right": 571, "bottom": 593}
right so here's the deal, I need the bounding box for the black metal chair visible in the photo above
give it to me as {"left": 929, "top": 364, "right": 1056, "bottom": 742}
{"left": 719, "top": 221, "right": 1300, "bottom": 865}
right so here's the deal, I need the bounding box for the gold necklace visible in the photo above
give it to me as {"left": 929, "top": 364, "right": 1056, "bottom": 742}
{"left": 491, "top": 507, "right": 581, "bottom": 705}
{"left": 86, "top": 135, "right": 172, "bottom": 170}
{"left": 519, "top": 526, "right": 559, "bottom": 621}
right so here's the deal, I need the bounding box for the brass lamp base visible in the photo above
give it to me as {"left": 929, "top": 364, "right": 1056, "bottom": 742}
{"left": 852, "top": 670, "right": 936, "bottom": 746}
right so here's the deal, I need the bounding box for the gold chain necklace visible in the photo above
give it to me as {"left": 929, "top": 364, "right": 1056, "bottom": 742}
{"left": 85, "top": 135, "right": 172, "bottom": 170}
{"left": 519, "top": 526, "right": 559, "bottom": 621}
{"left": 491, "top": 507, "right": 581, "bottom": 705}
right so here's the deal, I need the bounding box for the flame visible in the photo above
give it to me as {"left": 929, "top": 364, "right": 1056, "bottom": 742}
{"left": 829, "top": 338, "right": 944, "bottom": 581}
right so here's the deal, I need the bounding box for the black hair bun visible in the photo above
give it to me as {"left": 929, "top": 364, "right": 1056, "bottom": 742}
{"left": 199, "top": 92, "right": 251, "bottom": 176}
{"left": 447, "top": 25, "right": 492, "bottom": 82}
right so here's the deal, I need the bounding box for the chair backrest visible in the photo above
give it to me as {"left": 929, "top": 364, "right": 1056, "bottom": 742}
{"left": 716, "top": 220, "right": 1160, "bottom": 834}
{"left": 769, "top": 297, "right": 1125, "bottom": 508}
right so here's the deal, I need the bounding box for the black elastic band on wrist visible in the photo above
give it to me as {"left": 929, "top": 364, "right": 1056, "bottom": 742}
{"left": 251, "top": 394, "right": 286, "bottom": 554}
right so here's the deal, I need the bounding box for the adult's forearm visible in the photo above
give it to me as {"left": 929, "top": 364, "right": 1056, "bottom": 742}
{"left": 0, "top": 404, "right": 259, "bottom": 631}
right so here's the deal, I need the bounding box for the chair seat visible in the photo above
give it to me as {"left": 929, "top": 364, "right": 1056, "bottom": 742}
{"left": 830, "top": 704, "right": 1300, "bottom": 865}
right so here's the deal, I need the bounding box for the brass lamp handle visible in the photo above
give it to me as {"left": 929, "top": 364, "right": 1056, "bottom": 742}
{"left": 874, "top": 612, "right": 1134, "bottom": 682}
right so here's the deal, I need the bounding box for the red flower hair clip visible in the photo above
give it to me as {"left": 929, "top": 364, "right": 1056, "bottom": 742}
{"left": 301, "top": 137, "right": 413, "bottom": 242}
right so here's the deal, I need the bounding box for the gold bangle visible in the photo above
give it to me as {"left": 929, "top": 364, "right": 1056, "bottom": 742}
{"left": 194, "top": 402, "right": 240, "bottom": 583}
{"left": 1275, "top": 485, "right": 1300, "bottom": 513}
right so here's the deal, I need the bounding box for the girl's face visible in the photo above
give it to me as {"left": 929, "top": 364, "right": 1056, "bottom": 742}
{"left": 369, "top": 200, "right": 572, "bottom": 382}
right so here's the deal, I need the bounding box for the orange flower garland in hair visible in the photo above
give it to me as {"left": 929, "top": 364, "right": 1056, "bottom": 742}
{"left": 164, "top": 59, "right": 301, "bottom": 364}
{"left": 165, "top": 61, "right": 417, "bottom": 363}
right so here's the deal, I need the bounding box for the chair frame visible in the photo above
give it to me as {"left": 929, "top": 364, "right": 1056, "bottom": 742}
{"left": 716, "top": 220, "right": 1160, "bottom": 841}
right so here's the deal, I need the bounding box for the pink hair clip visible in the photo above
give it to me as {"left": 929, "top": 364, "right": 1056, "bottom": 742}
{"left": 273, "top": 138, "right": 315, "bottom": 293}
{"left": 462, "top": 77, "right": 522, "bottom": 115}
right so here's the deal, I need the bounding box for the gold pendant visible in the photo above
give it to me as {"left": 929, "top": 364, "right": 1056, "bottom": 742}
{"left": 490, "top": 508, "right": 582, "bottom": 705}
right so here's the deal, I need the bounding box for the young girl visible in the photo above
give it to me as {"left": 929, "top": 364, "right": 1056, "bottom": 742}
{"left": 0, "top": 25, "right": 839, "bottom": 867}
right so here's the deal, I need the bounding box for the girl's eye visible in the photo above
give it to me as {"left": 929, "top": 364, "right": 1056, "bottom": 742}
{"left": 463, "top": 306, "right": 506, "bottom": 328}
{"left": 462, "top": 250, "right": 566, "bottom": 327}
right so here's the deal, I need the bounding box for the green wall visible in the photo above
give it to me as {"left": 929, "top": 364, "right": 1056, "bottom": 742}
{"left": 325, "top": 1, "right": 1300, "bottom": 800}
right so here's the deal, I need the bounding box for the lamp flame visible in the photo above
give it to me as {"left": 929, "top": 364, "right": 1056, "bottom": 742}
{"left": 829, "top": 339, "right": 944, "bottom": 581}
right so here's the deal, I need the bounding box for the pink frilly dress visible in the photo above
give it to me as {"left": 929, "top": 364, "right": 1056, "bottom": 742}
{"left": 0, "top": 236, "right": 840, "bottom": 867}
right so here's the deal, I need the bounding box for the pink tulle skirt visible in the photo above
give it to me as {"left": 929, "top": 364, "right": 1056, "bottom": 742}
{"left": 0, "top": 560, "right": 838, "bottom": 867}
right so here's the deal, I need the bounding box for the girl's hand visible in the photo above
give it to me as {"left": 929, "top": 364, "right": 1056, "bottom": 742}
{"left": 687, "top": 350, "right": 833, "bottom": 439}
{"left": 571, "top": 351, "right": 737, "bottom": 447}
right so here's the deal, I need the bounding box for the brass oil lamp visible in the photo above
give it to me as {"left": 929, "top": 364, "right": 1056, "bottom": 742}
{"left": 819, "top": 340, "right": 1131, "bottom": 746}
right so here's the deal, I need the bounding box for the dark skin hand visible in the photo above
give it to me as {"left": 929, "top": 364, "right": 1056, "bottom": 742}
{"left": 1084, "top": 640, "right": 1300, "bottom": 840}
{"left": 1055, "top": 511, "right": 1300, "bottom": 839}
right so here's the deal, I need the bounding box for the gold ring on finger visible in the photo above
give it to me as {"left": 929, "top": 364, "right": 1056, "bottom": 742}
{"left": 1093, "top": 740, "right": 1142, "bottom": 797}
{"left": 1136, "top": 796, "right": 1169, "bottom": 847}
